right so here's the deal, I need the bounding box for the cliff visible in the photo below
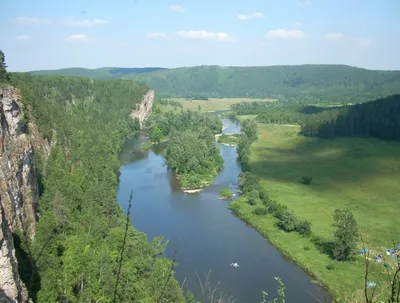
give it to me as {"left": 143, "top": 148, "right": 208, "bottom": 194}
{"left": 0, "top": 85, "right": 39, "bottom": 303}
{"left": 130, "top": 89, "right": 154, "bottom": 129}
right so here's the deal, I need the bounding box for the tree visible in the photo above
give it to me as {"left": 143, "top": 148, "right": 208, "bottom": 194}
{"left": 149, "top": 127, "right": 163, "bottom": 143}
{"left": 332, "top": 209, "right": 359, "bottom": 261}
{"left": 0, "top": 50, "right": 10, "bottom": 82}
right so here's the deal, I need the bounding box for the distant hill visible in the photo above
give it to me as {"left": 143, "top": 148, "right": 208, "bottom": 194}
{"left": 30, "top": 67, "right": 168, "bottom": 79}
{"left": 30, "top": 65, "right": 400, "bottom": 103}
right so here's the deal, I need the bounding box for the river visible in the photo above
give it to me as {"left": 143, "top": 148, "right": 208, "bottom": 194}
{"left": 117, "top": 118, "right": 332, "bottom": 303}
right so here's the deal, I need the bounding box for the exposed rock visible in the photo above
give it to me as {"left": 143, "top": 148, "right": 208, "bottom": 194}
{"left": 0, "top": 85, "right": 39, "bottom": 303}
{"left": 130, "top": 89, "right": 154, "bottom": 129}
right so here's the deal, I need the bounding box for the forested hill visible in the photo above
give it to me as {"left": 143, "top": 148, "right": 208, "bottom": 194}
{"left": 30, "top": 65, "right": 400, "bottom": 103}
{"left": 7, "top": 73, "right": 186, "bottom": 302}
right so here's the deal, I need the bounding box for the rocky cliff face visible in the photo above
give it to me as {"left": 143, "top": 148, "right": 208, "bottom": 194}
{"left": 130, "top": 89, "right": 154, "bottom": 129}
{"left": 0, "top": 85, "right": 39, "bottom": 303}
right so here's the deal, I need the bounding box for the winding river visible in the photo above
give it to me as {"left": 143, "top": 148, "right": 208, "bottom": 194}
{"left": 117, "top": 118, "right": 332, "bottom": 303}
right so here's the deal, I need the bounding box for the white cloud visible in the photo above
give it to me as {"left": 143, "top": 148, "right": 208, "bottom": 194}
{"left": 293, "top": 22, "right": 302, "bottom": 28}
{"left": 66, "top": 34, "right": 89, "bottom": 42}
{"left": 325, "top": 32, "right": 345, "bottom": 39}
{"left": 266, "top": 29, "right": 309, "bottom": 40}
{"left": 175, "top": 30, "right": 235, "bottom": 41}
{"left": 297, "top": 1, "right": 312, "bottom": 6}
{"left": 147, "top": 32, "right": 167, "bottom": 38}
{"left": 16, "top": 35, "right": 32, "bottom": 41}
{"left": 64, "top": 17, "right": 108, "bottom": 27}
{"left": 237, "top": 12, "right": 264, "bottom": 21}
{"left": 170, "top": 4, "right": 185, "bottom": 12}
{"left": 14, "top": 16, "right": 50, "bottom": 25}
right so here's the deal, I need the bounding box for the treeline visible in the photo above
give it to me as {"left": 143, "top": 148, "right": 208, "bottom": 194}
{"left": 31, "top": 65, "right": 400, "bottom": 103}
{"left": 146, "top": 110, "right": 223, "bottom": 189}
{"left": 237, "top": 119, "right": 258, "bottom": 170}
{"left": 9, "top": 72, "right": 187, "bottom": 302}
{"left": 300, "top": 94, "right": 400, "bottom": 141}
{"left": 158, "top": 98, "right": 184, "bottom": 109}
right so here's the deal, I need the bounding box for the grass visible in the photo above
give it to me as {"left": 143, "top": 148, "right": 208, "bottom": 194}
{"left": 230, "top": 123, "right": 400, "bottom": 302}
{"left": 167, "top": 98, "right": 277, "bottom": 112}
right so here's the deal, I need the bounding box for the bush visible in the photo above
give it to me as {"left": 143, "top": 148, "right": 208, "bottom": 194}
{"left": 273, "top": 204, "right": 290, "bottom": 220}
{"left": 301, "top": 176, "right": 313, "bottom": 185}
{"left": 252, "top": 207, "right": 269, "bottom": 216}
{"left": 219, "top": 188, "right": 233, "bottom": 199}
{"left": 296, "top": 220, "right": 312, "bottom": 237}
{"left": 259, "top": 187, "right": 269, "bottom": 201}
{"left": 303, "top": 245, "right": 311, "bottom": 251}
{"left": 247, "top": 190, "right": 259, "bottom": 206}
{"left": 326, "top": 264, "right": 335, "bottom": 271}
{"left": 277, "top": 210, "right": 299, "bottom": 232}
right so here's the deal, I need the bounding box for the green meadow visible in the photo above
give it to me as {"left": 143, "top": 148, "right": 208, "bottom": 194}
{"left": 230, "top": 123, "right": 400, "bottom": 302}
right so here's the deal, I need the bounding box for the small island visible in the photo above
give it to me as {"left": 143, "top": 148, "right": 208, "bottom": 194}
{"left": 219, "top": 188, "right": 233, "bottom": 199}
{"left": 217, "top": 133, "right": 240, "bottom": 146}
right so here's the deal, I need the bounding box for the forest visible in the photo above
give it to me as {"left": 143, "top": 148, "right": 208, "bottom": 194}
{"left": 31, "top": 65, "right": 400, "bottom": 103}
{"left": 232, "top": 94, "right": 400, "bottom": 143}
{"left": 5, "top": 71, "right": 189, "bottom": 302}
{"left": 145, "top": 110, "right": 223, "bottom": 189}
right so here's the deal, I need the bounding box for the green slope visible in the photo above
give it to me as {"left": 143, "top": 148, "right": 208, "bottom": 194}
{"left": 30, "top": 64, "right": 400, "bottom": 103}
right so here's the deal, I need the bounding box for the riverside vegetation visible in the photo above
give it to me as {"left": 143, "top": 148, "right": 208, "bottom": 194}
{"left": 145, "top": 108, "right": 223, "bottom": 190}
{"left": 229, "top": 96, "right": 400, "bottom": 302}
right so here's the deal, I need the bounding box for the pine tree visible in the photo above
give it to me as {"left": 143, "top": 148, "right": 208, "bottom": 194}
{"left": 0, "top": 50, "right": 10, "bottom": 83}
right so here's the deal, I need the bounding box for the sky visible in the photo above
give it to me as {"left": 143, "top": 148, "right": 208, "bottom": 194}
{"left": 1, "top": 0, "right": 400, "bottom": 71}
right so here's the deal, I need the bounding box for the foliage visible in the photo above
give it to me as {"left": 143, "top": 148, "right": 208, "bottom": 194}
{"left": 217, "top": 134, "right": 240, "bottom": 145}
{"left": 219, "top": 188, "right": 233, "bottom": 199}
{"left": 237, "top": 119, "right": 258, "bottom": 170}
{"left": 332, "top": 209, "right": 359, "bottom": 261}
{"left": 300, "top": 94, "right": 400, "bottom": 142}
{"left": 146, "top": 109, "right": 223, "bottom": 189}
{"left": 0, "top": 50, "right": 10, "bottom": 83}
{"left": 32, "top": 65, "right": 400, "bottom": 103}
{"left": 252, "top": 207, "right": 269, "bottom": 216}
{"left": 149, "top": 126, "right": 163, "bottom": 143}
{"left": 9, "top": 72, "right": 185, "bottom": 302}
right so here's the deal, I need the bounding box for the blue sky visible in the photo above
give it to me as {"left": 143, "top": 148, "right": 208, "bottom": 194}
{"left": 1, "top": 0, "right": 399, "bottom": 71}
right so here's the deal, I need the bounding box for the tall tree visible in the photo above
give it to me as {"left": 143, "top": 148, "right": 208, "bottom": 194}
{"left": 0, "top": 50, "right": 10, "bottom": 82}
{"left": 332, "top": 209, "right": 359, "bottom": 261}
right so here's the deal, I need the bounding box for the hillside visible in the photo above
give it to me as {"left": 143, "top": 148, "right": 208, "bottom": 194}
{"left": 30, "top": 65, "right": 400, "bottom": 103}
{"left": 1, "top": 72, "right": 186, "bottom": 302}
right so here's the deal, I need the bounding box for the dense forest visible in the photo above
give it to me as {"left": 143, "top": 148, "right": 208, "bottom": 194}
{"left": 233, "top": 95, "right": 400, "bottom": 143}
{"left": 299, "top": 94, "right": 400, "bottom": 141}
{"left": 145, "top": 110, "right": 223, "bottom": 189}
{"left": 31, "top": 65, "right": 400, "bottom": 103}
{"left": 6, "top": 72, "right": 188, "bottom": 302}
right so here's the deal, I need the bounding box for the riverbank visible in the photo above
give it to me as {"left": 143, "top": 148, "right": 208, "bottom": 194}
{"left": 229, "top": 122, "right": 400, "bottom": 303}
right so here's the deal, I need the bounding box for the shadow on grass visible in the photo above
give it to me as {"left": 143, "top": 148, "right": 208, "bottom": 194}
{"left": 311, "top": 236, "right": 335, "bottom": 259}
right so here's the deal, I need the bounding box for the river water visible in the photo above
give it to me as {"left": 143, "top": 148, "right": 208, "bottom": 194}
{"left": 117, "top": 118, "right": 332, "bottom": 303}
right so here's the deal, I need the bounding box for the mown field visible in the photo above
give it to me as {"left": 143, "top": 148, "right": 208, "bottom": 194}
{"left": 171, "top": 97, "right": 277, "bottom": 112}
{"left": 230, "top": 123, "right": 400, "bottom": 302}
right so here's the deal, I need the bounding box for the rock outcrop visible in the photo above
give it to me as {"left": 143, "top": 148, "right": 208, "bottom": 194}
{"left": 0, "top": 85, "right": 39, "bottom": 303}
{"left": 130, "top": 89, "right": 154, "bottom": 129}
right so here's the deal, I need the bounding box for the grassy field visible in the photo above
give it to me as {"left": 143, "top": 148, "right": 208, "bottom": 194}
{"left": 168, "top": 97, "right": 277, "bottom": 112}
{"left": 230, "top": 123, "right": 400, "bottom": 302}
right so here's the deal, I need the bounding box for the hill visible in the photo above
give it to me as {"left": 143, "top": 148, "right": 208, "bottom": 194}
{"left": 31, "top": 67, "right": 167, "bottom": 79}
{"left": 30, "top": 64, "right": 400, "bottom": 103}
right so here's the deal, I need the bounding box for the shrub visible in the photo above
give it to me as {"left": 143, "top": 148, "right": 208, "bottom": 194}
{"left": 301, "top": 176, "right": 313, "bottom": 185}
{"left": 296, "top": 220, "right": 312, "bottom": 237}
{"left": 252, "top": 207, "right": 269, "bottom": 216}
{"left": 247, "top": 190, "right": 259, "bottom": 206}
{"left": 326, "top": 264, "right": 335, "bottom": 271}
{"left": 273, "top": 204, "right": 290, "bottom": 220}
{"left": 303, "top": 245, "right": 311, "bottom": 251}
{"left": 259, "top": 187, "right": 269, "bottom": 201}
{"left": 219, "top": 188, "right": 233, "bottom": 199}
{"left": 277, "top": 210, "right": 299, "bottom": 232}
